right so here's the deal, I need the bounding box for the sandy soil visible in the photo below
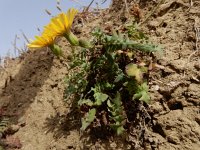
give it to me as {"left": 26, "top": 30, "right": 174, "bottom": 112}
{"left": 0, "top": 0, "right": 200, "bottom": 150}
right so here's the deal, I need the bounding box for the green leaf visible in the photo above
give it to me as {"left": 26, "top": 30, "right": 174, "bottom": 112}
{"left": 78, "top": 99, "right": 94, "bottom": 106}
{"left": 81, "top": 108, "right": 96, "bottom": 131}
{"left": 142, "top": 82, "right": 149, "bottom": 91}
{"left": 113, "top": 115, "right": 124, "bottom": 121}
{"left": 0, "top": 146, "right": 4, "bottom": 150}
{"left": 117, "top": 126, "right": 125, "bottom": 135}
{"left": 94, "top": 92, "right": 108, "bottom": 106}
{"left": 107, "top": 92, "right": 125, "bottom": 135}
{"left": 114, "top": 72, "right": 124, "bottom": 83}
{"left": 126, "top": 63, "right": 142, "bottom": 82}
{"left": 93, "top": 28, "right": 161, "bottom": 52}
{"left": 125, "top": 79, "right": 137, "bottom": 95}
{"left": 126, "top": 51, "right": 134, "bottom": 59}
{"left": 110, "top": 124, "right": 125, "bottom": 135}
{"left": 133, "top": 82, "right": 150, "bottom": 103}
{"left": 112, "top": 92, "right": 122, "bottom": 107}
{"left": 139, "top": 91, "right": 150, "bottom": 103}
{"left": 107, "top": 99, "right": 113, "bottom": 108}
{"left": 103, "top": 82, "right": 114, "bottom": 90}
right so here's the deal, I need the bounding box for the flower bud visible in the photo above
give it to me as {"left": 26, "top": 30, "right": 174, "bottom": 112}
{"left": 64, "top": 32, "right": 79, "bottom": 46}
{"left": 50, "top": 44, "right": 63, "bottom": 57}
{"left": 79, "top": 39, "right": 93, "bottom": 49}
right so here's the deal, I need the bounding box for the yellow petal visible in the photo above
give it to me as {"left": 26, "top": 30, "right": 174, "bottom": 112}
{"left": 67, "top": 8, "right": 78, "bottom": 27}
{"left": 28, "top": 8, "right": 78, "bottom": 49}
{"left": 27, "top": 32, "right": 55, "bottom": 48}
{"left": 60, "top": 13, "right": 69, "bottom": 31}
{"left": 51, "top": 17, "right": 64, "bottom": 32}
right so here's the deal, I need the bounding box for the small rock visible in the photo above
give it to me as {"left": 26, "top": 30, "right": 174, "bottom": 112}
{"left": 170, "top": 59, "right": 185, "bottom": 71}
{"left": 148, "top": 137, "right": 154, "bottom": 143}
{"left": 7, "top": 125, "right": 20, "bottom": 134}
{"left": 110, "top": 142, "right": 117, "bottom": 148}
{"left": 164, "top": 67, "right": 176, "bottom": 73}
{"left": 150, "top": 102, "right": 163, "bottom": 113}
{"left": 194, "top": 62, "right": 200, "bottom": 71}
{"left": 195, "top": 116, "right": 200, "bottom": 125}
{"left": 74, "top": 25, "right": 83, "bottom": 34}
{"left": 187, "top": 31, "right": 196, "bottom": 42}
{"left": 148, "top": 20, "right": 160, "bottom": 28}
{"left": 17, "top": 103, "right": 23, "bottom": 107}
{"left": 18, "top": 117, "right": 26, "bottom": 127}
{"left": 167, "top": 133, "right": 180, "bottom": 144}
{"left": 152, "top": 85, "right": 160, "bottom": 91}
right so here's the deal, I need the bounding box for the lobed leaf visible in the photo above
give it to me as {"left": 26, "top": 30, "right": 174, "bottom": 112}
{"left": 125, "top": 63, "right": 142, "bottom": 83}
{"left": 81, "top": 108, "right": 96, "bottom": 131}
{"left": 133, "top": 82, "right": 150, "bottom": 103}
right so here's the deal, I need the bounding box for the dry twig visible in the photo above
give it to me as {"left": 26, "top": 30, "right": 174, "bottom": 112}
{"left": 190, "top": 0, "right": 193, "bottom": 7}
{"left": 70, "top": 0, "right": 84, "bottom": 7}
{"left": 124, "top": 0, "right": 129, "bottom": 16}
{"left": 45, "top": 9, "right": 52, "bottom": 16}
{"left": 20, "top": 30, "right": 30, "bottom": 43}
{"left": 84, "top": 0, "right": 95, "bottom": 12}
{"left": 194, "top": 27, "right": 200, "bottom": 51}
{"left": 56, "top": 0, "right": 62, "bottom": 12}
{"left": 140, "top": 0, "right": 165, "bottom": 25}
{"left": 187, "top": 26, "right": 200, "bottom": 62}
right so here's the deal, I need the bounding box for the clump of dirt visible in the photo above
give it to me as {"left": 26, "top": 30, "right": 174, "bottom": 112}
{"left": 0, "top": 0, "right": 200, "bottom": 150}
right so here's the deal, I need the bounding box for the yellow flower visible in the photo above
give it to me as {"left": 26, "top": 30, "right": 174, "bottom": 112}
{"left": 45, "top": 8, "right": 78, "bottom": 36}
{"left": 44, "top": 8, "right": 79, "bottom": 46}
{"left": 28, "top": 32, "right": 63, "bottom": 57}
{"left": 28, "top": 32, "right": 55, "bottom": 48}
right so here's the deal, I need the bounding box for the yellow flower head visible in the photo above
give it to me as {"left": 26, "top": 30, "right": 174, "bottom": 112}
{"left": 44, "top": 8, "right": 78, "bottom": 37}
{"left": 27, "top": 8, "right": 79, "bottom": 49}
{"left": 28, "top": 32, "right": 55, "bottom": 48}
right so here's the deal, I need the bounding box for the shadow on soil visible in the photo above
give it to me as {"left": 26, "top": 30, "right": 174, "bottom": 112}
{"left": 1, "top": 49, "right": 54, "bottom": 123}
{"left": 44, "top": 106, "right": 128, "bottom": 150}
{"left": 44, "top": 106, "right": 81, "bottom": 139}
{"left": 43, "top": 98, "right": 152, "bottom": 149}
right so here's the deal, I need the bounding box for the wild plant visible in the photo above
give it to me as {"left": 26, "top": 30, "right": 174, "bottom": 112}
{"left": 28, "top": 8, "right": 161, "bottom": 135}
{"left": 65, "top": 27, "right": 161, "bottom": 135}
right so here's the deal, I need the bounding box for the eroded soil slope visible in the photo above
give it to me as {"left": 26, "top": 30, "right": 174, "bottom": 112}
{"left": 0, "top": 0, "right": 200, "bottom": 149}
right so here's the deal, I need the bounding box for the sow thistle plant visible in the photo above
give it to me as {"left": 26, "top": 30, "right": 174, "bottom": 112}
{"left": 65, "top": 27, "right": 161, "bottom": 135}
{"left": 28, "top": 7, "right": 161, "bottom": 136}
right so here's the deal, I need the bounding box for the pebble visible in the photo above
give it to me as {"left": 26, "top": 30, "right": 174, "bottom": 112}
{"left": 167, "top": 133, "right": 180, "bottom": 144}
{"left": 194, "top": 63, "right": 200, "bottom": 71}
{"left": 7, "top": 124, "right": 20, "bottom": 134}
